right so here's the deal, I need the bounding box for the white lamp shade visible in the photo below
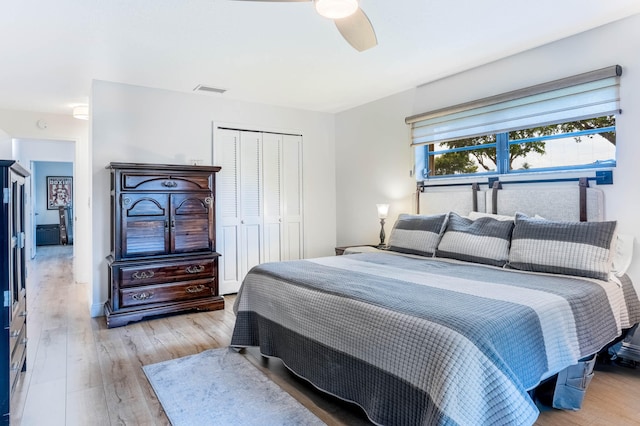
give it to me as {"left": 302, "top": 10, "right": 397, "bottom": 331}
{"left": 376, "top": 203, "right": 389, "bottom": 219}
{"left": 73, "top": 106, "right": 89, "bottom": 120}
{"left": 315, "top": 0, "right": 358, "bottom": 19}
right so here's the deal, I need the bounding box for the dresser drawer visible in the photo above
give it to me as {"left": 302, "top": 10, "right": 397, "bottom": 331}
{"left": 121, "top": 173, "right": 212, "bottom": 191}
{"left": 9, "top": 299, "right": 27, "bottom": 356}
{"left": 9, "top": 321, "right": 27, "bottom": 392}
{"left": 118, "top": 258, "right": 215, "bottom": 287}
{"left": 120, "top": 279, "right": 214, "bottom": 308}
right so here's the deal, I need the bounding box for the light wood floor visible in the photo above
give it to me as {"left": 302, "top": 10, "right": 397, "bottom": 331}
{"left": 10, "top": 245, "right": 640, "bottom": 425}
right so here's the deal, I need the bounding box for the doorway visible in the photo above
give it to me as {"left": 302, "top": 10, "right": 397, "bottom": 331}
{"left": 31, "top": 161, "right": 74, "bottom": 258}
{"left": 12, "top": 138, "right": 75, "bottom": 261}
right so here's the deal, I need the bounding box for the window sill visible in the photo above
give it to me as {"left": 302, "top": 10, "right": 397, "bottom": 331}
{"left": 420, "top": 167, "right": 614, "bottom": 188}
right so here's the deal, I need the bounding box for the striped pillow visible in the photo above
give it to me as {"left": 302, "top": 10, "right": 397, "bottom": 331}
{"left": 387, "top": 213, "right": 448, "bottom": 257}
{"left": 436, "top": 212, "right": 514, "bottom": 267}
{"left": 508, "top": 213, "right": 617, "bottom": 280}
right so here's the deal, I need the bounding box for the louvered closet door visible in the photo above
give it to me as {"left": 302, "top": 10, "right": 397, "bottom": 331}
{"left": 282, "top": 135, "right": 303, "bottom": 260}
{"left": 238, "top": 132, "right": 263, "bottom": 280}
{"left": 215, "top": 129, "right": 265, "bottom": 294}
{"left": 216, "top": 129, "right": 242, "bottom": 294}
{"left": 262, "top": 133, "right": 283, "bottom": 263}
{"left": 215, "top": 127, "right": 302, "bottom": 294}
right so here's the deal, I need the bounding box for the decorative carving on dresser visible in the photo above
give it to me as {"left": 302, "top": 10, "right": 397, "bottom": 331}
{"left": 104, "top": 162, "right": 224, "bottom": 328}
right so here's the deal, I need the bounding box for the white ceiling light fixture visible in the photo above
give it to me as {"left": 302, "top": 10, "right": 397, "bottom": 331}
{"left": 72, "top": 105, "right": 89, "bottom": 120}
{"left": 315, "top": 0, "right": 358, "bottom": 19}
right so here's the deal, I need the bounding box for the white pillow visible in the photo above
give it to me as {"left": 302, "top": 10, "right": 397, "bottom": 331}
{"left": 611, "top": 233, "right": 634, "bottom": 277}
{"left": 467, "top": 211, "right": 546, "bottom": 222}
{"left": 467, "top": 211, "right": 514, "bottom": 222}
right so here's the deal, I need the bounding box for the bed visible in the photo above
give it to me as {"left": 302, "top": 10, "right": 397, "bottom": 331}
{"left": 230, "top": 183, "right": 640, "bottom": 426}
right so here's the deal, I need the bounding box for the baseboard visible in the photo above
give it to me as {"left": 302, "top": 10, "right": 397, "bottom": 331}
{"left": 90, "top": 302, "right": 105, "bottom": 318}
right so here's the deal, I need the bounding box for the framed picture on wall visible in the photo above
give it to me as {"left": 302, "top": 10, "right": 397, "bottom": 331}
{"left": 47, "top": 176, "right": 73, "bottom": 210}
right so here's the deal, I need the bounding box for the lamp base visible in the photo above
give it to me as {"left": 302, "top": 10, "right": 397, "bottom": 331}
{"left": 379, "top": 218, "right": 386, "bottom": 246}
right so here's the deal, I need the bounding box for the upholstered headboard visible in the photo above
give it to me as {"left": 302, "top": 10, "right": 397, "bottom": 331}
{"left": 418, "top": 178, "right": 605, "bottom": 222}
{"left": 418, "top": 185, "right": 485, "bottom": 217}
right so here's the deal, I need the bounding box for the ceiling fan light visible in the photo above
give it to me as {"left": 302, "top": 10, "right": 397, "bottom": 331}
{"left": 72, "top": 105, "right": 89, "bottom": 120}
{"left": 315, "top": 0, "right": 358, "bottom": 19}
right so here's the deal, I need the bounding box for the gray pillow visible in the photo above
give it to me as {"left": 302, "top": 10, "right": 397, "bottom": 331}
{"left": 436, "top": 212, "right": 514, "bottom": 267}
{"left": 387, "top": 213, "right": 448, "bottom": 257}
{"left": 508, "top": 213, "right": 617, "bottom": 280}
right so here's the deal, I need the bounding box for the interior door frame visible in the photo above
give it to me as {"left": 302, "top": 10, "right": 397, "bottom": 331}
{"left": 29, "top": 160, "right": 37, "bottom": 259}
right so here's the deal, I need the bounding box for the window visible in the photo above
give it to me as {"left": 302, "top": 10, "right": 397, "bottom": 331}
{"left": 424, "top": 115, "right": 616, "bottom": 177}
{"left": 407, "top": 66, "right": 621, "bottom": 180}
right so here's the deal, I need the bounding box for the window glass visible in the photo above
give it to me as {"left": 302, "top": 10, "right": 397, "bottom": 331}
{"left": 423, "top": 115, "right": 615, "bottom": 177}
{"left": 508, "top": 116, "right": 616, "bottom": 171}
{"left": 431, "top": 138, "right": 496, "bottom": 176}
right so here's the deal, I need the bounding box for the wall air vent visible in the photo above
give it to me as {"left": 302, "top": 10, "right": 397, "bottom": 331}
{"left": 193, "top": 84, "right": 227, "bottom": 94}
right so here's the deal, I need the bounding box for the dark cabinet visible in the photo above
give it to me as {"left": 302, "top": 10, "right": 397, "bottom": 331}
{"left": 1, "top": 160, "right": 29, "bottom": 425}
{"left": 36, "top": 224, "right": 60, "bottom": 245}
{"left": 104, "top": 163, "right": 224, "bottom": 328}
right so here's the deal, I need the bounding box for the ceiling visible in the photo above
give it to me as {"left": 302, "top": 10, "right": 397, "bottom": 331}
{"left": 2, "top": 0, "right": 639, "bottom": 116}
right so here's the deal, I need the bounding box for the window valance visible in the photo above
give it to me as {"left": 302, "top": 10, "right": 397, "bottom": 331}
{"left": 406, "top": 65, "right": 622, "bottom": 146}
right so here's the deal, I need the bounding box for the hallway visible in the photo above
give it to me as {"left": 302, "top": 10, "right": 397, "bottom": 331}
{"left": 12, "top": 245, "right": 104, "bottom": 425}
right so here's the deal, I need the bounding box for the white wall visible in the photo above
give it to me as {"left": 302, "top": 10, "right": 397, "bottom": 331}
{"left": 336, "top": 90, "right": 416, "bottom": 246}
{"left": 336, "top": 14, "right": 640, "bottom": 289}
{"left": 91, "top": 81, "right": 336, "bottom": 316}
{"left": 0, "top": 128, "right": 11, "bottom": 158}
{"left": 0, "top": 109, "right": 90, "bottom": 288}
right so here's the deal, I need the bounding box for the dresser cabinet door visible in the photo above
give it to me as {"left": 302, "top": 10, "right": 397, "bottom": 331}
{"left": 171, "top": 192, "right": 214, "bottom": 254}
{"left": 120, "top": 193, "right": 170, "bottom": 258}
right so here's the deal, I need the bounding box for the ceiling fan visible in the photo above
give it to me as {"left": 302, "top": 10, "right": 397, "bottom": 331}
{"left": 232, "top": 0, "right": 377, "bottom": 52}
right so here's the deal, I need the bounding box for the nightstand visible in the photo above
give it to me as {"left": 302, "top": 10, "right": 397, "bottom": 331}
{"left": 335, "top": 244, "right": 380, "bottom": 255}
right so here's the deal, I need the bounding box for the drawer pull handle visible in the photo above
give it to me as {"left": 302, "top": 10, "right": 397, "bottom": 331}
{"left": 185, "top": 265, "right": 205, "bottom": 274}
{"left": 186, "top": 285, "right": 206, "bottom": 294}
{"left": 162, "top": 181, "right": 178, "bottom": 188}
{"left": 19, "top": 310, "right": 27, "bottom": 317}
{"left": 132, "top": 271, "right": 155, "bottom": 280}
{"left": 131, "top": 291, "right": 154, "bottom": 301}
{"left": 22, "top": 337, "right": 28, "bottom": 345}
{"left": 10, "top": 362, "right": 20, "bottom": 372}
{"left": 10, "top": 330, "right": 20, "bottom": 338}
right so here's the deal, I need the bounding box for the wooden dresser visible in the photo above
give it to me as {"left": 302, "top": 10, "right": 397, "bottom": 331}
{"left": 104, "top": 163, "right": 224, "bottom": 328}
{"left": 1, "top": 160, "right": 29, "bottom": 424}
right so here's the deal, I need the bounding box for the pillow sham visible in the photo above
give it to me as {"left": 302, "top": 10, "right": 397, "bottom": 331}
{"left": 436, "top": 212, "right": 514, "bottom": 267}
{"left": 508, "top": 213, "right": 617, "bottom": 281}
{"left": 387, "top": 213, "right": 448, "bottom": 257}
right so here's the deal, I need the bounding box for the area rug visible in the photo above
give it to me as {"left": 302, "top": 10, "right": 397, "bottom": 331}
{"left": 143, "top": 348, "right": 325, "bottom": 425}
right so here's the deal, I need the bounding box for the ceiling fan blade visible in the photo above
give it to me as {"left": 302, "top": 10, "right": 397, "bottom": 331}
{"left": 334, "top": 8, "right": 377, "bottom": 52}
